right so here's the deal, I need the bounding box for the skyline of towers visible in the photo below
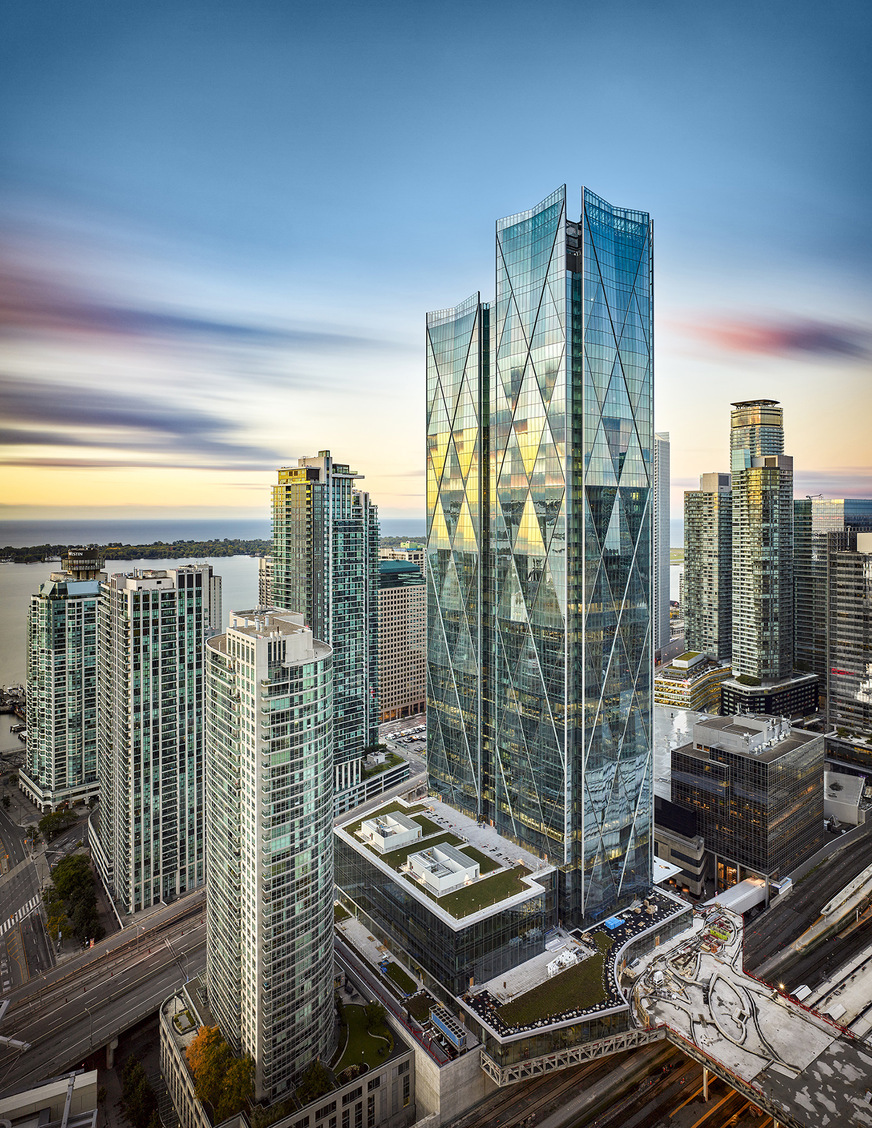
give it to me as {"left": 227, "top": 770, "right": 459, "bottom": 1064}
{"left": 205, "top": 609, "right": 335, "bottom": 1103}
{"left": 91, "top": 564, "right": 220, "bottom": 914}
{"left": 426, "top": 185, "right": 654, "bottom": 925}
{"left": 271, "top": 451, "right": 379, "bottom": 805}
{"left": 654, "top": 432, "right": 671, "bottom": 655}
{"left": 21, "top": 548, "right": 104, "bottom": 812}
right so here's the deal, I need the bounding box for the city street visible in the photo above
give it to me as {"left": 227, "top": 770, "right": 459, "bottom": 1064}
{"left": 0, "top": 858, "right": 48, "bottom": 987}
{"left": 0, "top": 894, "right": 205, "bottom": 1095}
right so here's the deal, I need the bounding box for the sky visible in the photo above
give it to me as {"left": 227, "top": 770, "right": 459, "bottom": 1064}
{"left": 1, "top": 0, "right": 871, "bottom": 526}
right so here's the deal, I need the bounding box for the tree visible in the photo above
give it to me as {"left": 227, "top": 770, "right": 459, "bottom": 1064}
{"left": 38, "top": 810, "right": 78, "bottom": 841}
{"left": 364, "top": 1002, "right": 386, "bottom": 1032}
{"left": 215, "top": 1056, "right": 255, "bottom": 1121}
{"left": 296, "top": 1060, "right": 332, "bottom": 1104}
{"left": 47, "top": 855, "right": 103, "bottom": 943}
{"left": 185, "top": 1026, "right": 253, "bottom": 1119}
{"left": 120, "top": 1059, "right": 157, "bottom": 1128}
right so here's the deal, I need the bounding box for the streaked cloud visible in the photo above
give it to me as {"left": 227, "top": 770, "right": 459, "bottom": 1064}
{"left": 795, "top": 470, "right": 872, "bottom": 496}
{"left": 0, "top": 246, "right": 402, "bottom": 356}
{"left": 680, "top": 316, "right": 871, "bottom": 360}
{"left": 0, "top": 373, "right": 281, "bottom": 468}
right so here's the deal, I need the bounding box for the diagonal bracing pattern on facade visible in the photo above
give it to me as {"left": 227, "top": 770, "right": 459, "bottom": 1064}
{"left": 427, "top": 187, "right": 654, "bottom": 926}
{"left": 426, "top": 294, "right": 487, "bottom": 817}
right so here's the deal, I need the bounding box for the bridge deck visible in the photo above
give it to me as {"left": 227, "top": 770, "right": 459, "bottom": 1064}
{"left": 635, "top": 906, "right": 872, "bottom": 1127}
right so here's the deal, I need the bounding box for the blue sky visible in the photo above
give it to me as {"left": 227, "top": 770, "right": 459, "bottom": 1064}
{"left": 2, "top": 0, "right": 870, "bottom": 522}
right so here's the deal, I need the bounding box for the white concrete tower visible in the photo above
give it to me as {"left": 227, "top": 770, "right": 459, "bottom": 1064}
{"left": 205, "top": 609, "right": 334, "bottom": 1104}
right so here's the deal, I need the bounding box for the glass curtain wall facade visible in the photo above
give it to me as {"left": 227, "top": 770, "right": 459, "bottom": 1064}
{"left": 794, "top": 499, "right": 872, "bottom": 686}
{"left": 653, "top": 432, "right": 671, "bottom": 654}
{"left": 22, "top": 573, "right": 102, "bottom": 811}
{"left": 205, "top": 610, "right": 334, "bottom": 1103}
{"left": 683, "top": 474, "right": 732, "bottom": 661}
{"left": 92, "top": 565, "right": 219, "bottom": 913}
{"left": 426, "top": 294, "right": 488, "bottom": 818}
{"left": 827, "top": 531, "right": 872, "bottom": 735}
{"left": 427, "top": 187, "right": 654, "bottom": 925}
{"left": 672, "top": 732, "right": 824, "bottom": 877}
{"left": 271, "top": 453, "right": 379, "bottom": 801}
{"left": 730, "top": 400, "right": 793, "bottom": 680}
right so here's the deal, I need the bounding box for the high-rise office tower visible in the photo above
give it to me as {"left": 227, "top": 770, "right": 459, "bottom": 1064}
{"left": 205, "top": 609, "right": 334, "bottom": 1103}
{"left": 271, "top": 452, "right": 379, "bottom": 805}
{"left": 794, "top": 498, "right": 872, "bottom": 690}
{"left": 20, "top": 548, "right": 104, "bottom": 812}
{"left": 653, "top": 432, "right": 671, "bottom": 654}
{"left": 826, "top": 530, "right": 872, "bottom": 737}
{"left": 683, "top": 473, "right": 732, "bottom": 662}
{"left": 91, "top": 564, "right": 220, "bottom": 914}
{"left": 729, "top": 400, "right": 794, "bottom": 679}
{"left": 378, "top": 559, "right": 425, "bottom": 722}
{"left": 426, "top": 186, "right": 653, "bottom": 925}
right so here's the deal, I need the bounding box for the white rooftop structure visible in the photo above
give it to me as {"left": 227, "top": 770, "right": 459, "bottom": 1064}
{"left": 407, "top": 842, "right": 478, "bottom": 894}
{"left": 360, "top": 810, "right": 422, "bottom": 853}
{"left": 652, "top": 855, "right": 683, "bottom": 884}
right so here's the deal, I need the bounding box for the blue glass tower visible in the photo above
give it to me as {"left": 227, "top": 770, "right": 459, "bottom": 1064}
{"left": 427, "top": 187, "right": 654, "bottom": 925}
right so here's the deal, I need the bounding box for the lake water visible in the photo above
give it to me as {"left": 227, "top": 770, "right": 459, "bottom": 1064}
{"left": 0, "top": 516, "right": 426, "bottom": 689}
{"left": 0, "top": 555, "right": 261, "bottom": 688}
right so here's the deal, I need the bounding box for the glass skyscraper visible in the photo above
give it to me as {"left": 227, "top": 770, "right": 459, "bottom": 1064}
{"left": 794, "top": 497, "right": 872, "bottom": 689}
{"left": 20, "top": 549, "right": 104, "bottom": 812}
{"left": 91, "top": 564, "right": 220, "bottom": 913}
{"left": 730, "top": 400, "right": 794, "bottom": 681}
{"left": 427, "top": 186, "right": 653, "bottom": 925}
{"left": 683, "top": 472, "right": 732, "bottom": 662}
{"left": 271, "top": 452, "right": 379, "bottom": 806}
{"left": 205, "top": 610, "right": 334, "bottom": 1103}
{"left": 653, "top": 432, "right": 671, "bottom": 654}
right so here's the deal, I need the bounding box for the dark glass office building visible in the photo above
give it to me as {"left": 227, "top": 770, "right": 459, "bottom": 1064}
{"left": 427, "top": 187, "right": 654, "bottom": 926}
{"left": 671, "top": 715, "right": 824, "bottom": 881}
{"left": 794, "top": 498, "right": 872, "bottom": 693}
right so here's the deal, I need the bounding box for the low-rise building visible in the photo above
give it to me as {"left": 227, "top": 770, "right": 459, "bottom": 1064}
{"left": 335, "top": 797, "right": 558, "bottom": 996}
{"left": 654, "top": 651, "right": 731, "bottom": 715}
{"left": 0, "top": 1071, "right": 98, "bottom": 1128}
{"left": 379, "top": 544, "right": 425, "bottom": 568}
{"left": 720, "top": 671, "right": 819, "bottom": 719}
{"left": 824, "top": 769, "right": 872, "bottom": 827}
{"left": 671, "top": 714, "right": 825, "bottom": 891}
{"left": 653, "top": 796, "right": 709, "bottom": 898}
{"left": 161, "top": 978, "right": 416, "bottom": 1128}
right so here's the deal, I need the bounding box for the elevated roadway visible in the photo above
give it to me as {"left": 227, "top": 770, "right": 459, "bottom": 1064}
{"left": 0, "top": 892, "right": 205, "bottom": 1096}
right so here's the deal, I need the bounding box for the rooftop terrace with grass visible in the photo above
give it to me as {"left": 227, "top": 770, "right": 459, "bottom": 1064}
{"left": 458, "top": 887, "right": 692, "bottom": 1048}
{"left": 336, "top": 796, "right": 556, "bottom": 927}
